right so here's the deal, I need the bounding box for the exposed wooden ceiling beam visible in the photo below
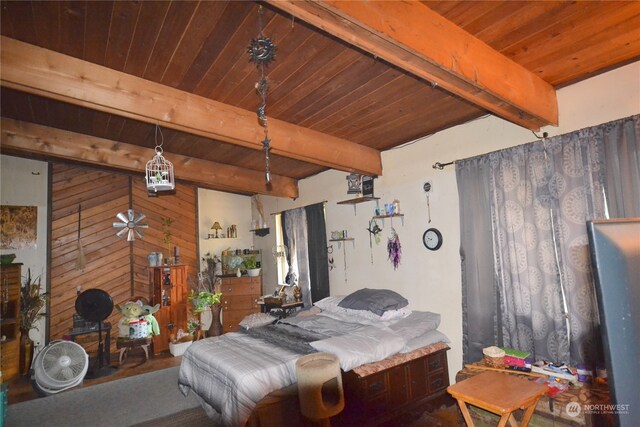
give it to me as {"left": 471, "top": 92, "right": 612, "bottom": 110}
{"left": 267, "top": 0, "right": 558, "bottom": 130}
{"left": 0, "top": 36, "right": 382, "bottom": 177}
{"left": 0, "top": 118, "right": 299, "bottom": 198}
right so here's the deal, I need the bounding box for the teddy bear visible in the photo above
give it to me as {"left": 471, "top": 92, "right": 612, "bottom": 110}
{"left": 115, "top": 300, "right": 160, "bottom": 338}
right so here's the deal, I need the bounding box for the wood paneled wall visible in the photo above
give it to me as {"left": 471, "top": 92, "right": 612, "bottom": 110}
{"left": 131, "top": 176, "right": 198, "bottom": 299}
{"left": 49, "top": 164, "right": 197, "bottom": 347}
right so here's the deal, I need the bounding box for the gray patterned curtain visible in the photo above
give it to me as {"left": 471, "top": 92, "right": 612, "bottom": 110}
{"left": 457, "top": 159, "right": 498, "bottom": 364}
{"left": 457, "top": 120, "right": 613, "bottom": 365}
{"left": 602, "top": 115, "right": 640, "bottom": 218}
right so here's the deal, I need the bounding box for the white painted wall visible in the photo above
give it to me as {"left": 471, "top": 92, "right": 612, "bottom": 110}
{"left": 257, "top": 61, "right": 640, "bottom": 381}
{"left": 0, "top": 155, "right": 49, "bottom": 349}
{"left": 197, "top": 188, "right": 254, "bottom": 268}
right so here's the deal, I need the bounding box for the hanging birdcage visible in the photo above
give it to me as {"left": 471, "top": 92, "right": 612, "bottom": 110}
{"left": 145, "top": 125, "right": 175, "bottom": 193}
{"left": 145, "top": 147, "right": 174, "bottom": 192}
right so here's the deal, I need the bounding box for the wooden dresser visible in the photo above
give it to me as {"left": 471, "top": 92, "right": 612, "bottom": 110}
{"left": 341, "top": 347, "right": 450, "bottom": 424}
{"left": 1, "top": 263, "right": 22, "bottom": 382}
{"left": 217, "top": 276, "right": 261, "bottom": 333}
{"left": 149, "top": 265, "right": 188, "bottom": 354}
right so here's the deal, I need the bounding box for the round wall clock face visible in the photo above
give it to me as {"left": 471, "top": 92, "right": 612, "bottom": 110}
{"left": 423, "top": 228, "right": 443, "bottom": 251}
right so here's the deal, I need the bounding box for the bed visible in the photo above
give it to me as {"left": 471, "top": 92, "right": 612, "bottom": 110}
{"left": 178, "top": 289, "right": 451, "bottom": 426}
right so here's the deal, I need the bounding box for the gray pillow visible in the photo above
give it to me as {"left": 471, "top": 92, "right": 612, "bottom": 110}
{"left": 337, "top": 288, "right": 408, "bottom": 316}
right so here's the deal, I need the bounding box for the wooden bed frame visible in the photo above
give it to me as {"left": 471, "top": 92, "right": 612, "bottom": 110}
{"left": 247, "top": 347, "right": 451, "bottom": 427}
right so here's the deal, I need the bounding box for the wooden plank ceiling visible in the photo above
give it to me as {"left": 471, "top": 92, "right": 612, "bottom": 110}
{"left": 1, "top": 1, "right": 639, "bottom": 196}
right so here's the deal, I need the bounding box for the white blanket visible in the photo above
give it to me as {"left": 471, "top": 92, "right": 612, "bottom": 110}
{"left": 178, "top": 333, "right": 301, "bottom": 427}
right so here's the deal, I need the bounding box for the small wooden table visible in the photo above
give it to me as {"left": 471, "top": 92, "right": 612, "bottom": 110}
{"left": 447, "top": 371, "right": 547, "bottom": 427}
{"left": 116, "top": 337, "right": 153, "bottom": 364}
{"left": 68, "top": 322, "right": 111, "bottom": 366}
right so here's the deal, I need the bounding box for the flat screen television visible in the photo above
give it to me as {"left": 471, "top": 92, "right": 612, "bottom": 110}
{"left": 587, "top": 218, "right": 640, "bottom": 427}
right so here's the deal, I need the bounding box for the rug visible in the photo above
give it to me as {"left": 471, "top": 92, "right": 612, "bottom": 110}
{"left": 6, "top": 366, "right": 205, "bottom": 427}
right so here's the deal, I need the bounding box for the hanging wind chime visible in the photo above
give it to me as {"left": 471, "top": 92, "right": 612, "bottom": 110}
{"left": 248, "top": 5, "right": 276, "bottom": 184}
{"left": 145, "top": 124, "right": 175, "bottom": 194}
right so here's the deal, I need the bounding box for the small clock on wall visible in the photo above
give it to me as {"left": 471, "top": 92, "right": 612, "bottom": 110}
{"left": 422, "top": 228, "right": 443, "bottom": 251}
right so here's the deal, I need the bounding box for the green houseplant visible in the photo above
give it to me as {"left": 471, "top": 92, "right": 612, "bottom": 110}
{"left": 188, "top": 290, "right": 222, "bottom": 314}
{"left": 188, "top": 290, "right": 223, "bottom": 337}
{"left": 244, "top": 256, "right": 261, "bottom": 277}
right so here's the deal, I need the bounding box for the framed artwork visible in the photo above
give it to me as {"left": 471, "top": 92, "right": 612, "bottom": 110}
{"left": 0, "top": 205, "right": 38, "bottom": 249}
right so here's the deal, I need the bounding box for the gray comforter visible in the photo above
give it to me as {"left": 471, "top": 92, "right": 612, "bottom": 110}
{"left": 177, "top": 315, "right": 370, "bottom": 426}
{"left": 178, "top": 332, "right": 302, "bottom": 427}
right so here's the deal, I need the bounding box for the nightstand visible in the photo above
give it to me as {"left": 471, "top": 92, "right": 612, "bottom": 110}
{"left": 259, "top": 300, "right": 303, "bottom": 318}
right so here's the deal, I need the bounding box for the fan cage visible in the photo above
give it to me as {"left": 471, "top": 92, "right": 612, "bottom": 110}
{"left": 33, "top": 340, "right": 88, "bottom": 394}
{"left": 145, "top": 150, "right": 175, "bottom": 192}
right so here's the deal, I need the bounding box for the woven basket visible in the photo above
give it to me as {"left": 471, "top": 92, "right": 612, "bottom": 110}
{"left": 483, "top": 354, "right": 505, "bottom": 368}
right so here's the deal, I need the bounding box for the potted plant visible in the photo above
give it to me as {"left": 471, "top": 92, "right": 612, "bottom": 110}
{"left": 188, "top": 290, "right": 223, "bottom": 337}
{"left": 244, "top": 256, "right": 261, "bottom": 277}
{"left": 20, "top": 269, "right": 48, "bottom": 375}
{"left": 187, "top": 318, "right": 201, "bottom": 336}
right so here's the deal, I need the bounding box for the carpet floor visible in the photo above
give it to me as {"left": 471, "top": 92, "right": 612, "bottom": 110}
{"left": 6, "top": 366, "right": 203, "bottom": 427}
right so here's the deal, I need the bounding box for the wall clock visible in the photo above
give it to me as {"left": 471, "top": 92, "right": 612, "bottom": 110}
{"left": 422, "top": 228, "right": 443, "bottom": 251}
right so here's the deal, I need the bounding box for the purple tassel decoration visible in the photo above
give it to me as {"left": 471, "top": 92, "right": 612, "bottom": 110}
{"left": 387, "top": 228, "right": 402, "bottom": 269}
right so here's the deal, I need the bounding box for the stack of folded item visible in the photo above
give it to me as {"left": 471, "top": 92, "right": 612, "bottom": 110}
{"left": 501, "top": 347, "right": 532, "bottom": 372}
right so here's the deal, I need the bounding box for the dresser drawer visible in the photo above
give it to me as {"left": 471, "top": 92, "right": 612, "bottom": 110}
{"left": 428, "top": 370, "right": 449, "bottom": 393}
{"left": 426, "top": 350, "right": 446, "bottom": 373}
{"left": 363, "top": 371, "right": 388, "bottom": 399}
{"left": 219, "top": 282, "right": 261, "bottom": 296}
{"left": 222, "top": 295, "right": 259, "bottom": 311}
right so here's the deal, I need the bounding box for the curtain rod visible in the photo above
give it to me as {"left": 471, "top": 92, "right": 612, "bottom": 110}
{"left": 432, "top": 161, "right": 455, "bottom": 170}
{"left": 432, "top": 130, "right": 551, "bottom": 170}
{"left": 270, "top": 200, "right": 327, "bottom": 216}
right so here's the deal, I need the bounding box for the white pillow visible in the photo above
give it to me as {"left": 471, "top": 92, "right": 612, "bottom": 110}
{"left": 239, "top": 313, "right": 276, "bottom": 329}
{"left": 388, "top": 311, "right": 441, "bottom": 341}
{"left": 400, "top": 329, "right": 450, "bottom": 353}
{"left": 314, "top": 296, "right": 345, "bottom": 312}
{"left": 309, "top": 326, "right": 405, "bottom": 371}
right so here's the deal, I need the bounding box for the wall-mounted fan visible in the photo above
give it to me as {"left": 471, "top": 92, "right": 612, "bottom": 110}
{"left": 113, "top": 209, "right": 148, "bottom": 241}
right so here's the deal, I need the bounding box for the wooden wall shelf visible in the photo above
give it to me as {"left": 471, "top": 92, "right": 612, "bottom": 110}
{"left": 337, "top": 196, "right": 380, "bottom": 205}
{"left": 373, "top": 213, "right": 404, "bottom": 219}
{"left": 338, "top": 196, "right": 380, "bottom": 215}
